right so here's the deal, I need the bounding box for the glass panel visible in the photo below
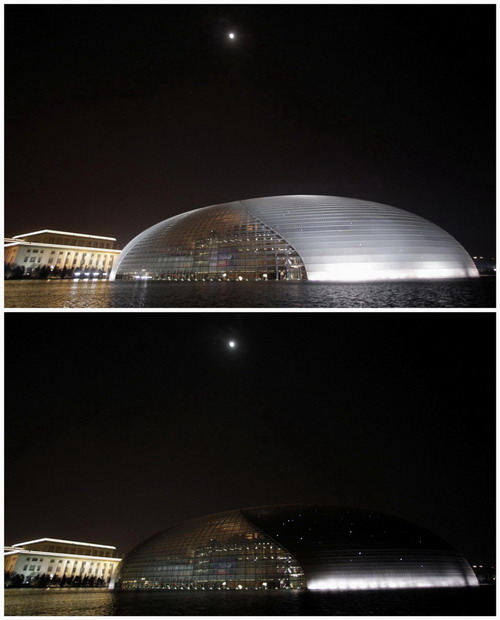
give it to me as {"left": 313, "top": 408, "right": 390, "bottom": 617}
{"left": 115, "top": 204, "right": 306, "bottom": 281}
{"left": 114, "top": 196, "right": 477, "bottom": 282}
{"left": 115, "top": 510, "right": 305, "bottom": 590}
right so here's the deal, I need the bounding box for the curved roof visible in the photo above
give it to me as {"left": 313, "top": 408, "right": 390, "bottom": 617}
{"left": 112, "top": 195, "right": 477, "bottom": 282}
{"left": 114, "top": 505, "right": 477, "bottom": 591}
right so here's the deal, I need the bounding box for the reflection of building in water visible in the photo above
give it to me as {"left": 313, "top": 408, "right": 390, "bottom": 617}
{"left": 4, "top": 229, "right": 121, "bottom": 279}
{"left": 112, "top": 195, "right": 478, "bottom": 282}
{"left": 4, "top": 537, "right": 122, "bottom": 587}
{"left": 113, "top": 505, "right": 478, "bottom": 591}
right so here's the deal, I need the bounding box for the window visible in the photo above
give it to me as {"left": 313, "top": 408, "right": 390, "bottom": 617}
{"left": 48, "top": 258, "right": 53, "bottom": 264}
{"left": 33, "top": 249, "right": 38, "bottom": 253}
{"left": 29, "top": 566, "right": 35, "bottom": 571}
{"left": 27, "top": 249, "right": 31, "bottom": 253}
{"left": 30, "top": 257, "right": 36, "bottom": 262}
{"left": 58, "top": 560, "right": 63, "bottom": 563}
{"left": 50, "top": 559, "right": 55, "bottom": 563}
{"left": 24, "top": 257, "right": 28, "bottom": 262}
{"left": 47, "top": 566, "right": 53, "bottom": 572}
{"left": 37, "top": 566, "right": 41, "bottom": 571}
{"left": 23, "top": 565, "right": 28, "bottom": 571}
{"left": 51, "top": 251, "right": 56, "bottom": 255}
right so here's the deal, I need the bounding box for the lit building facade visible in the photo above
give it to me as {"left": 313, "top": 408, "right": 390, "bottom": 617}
{"left": 4, "top": 538, "right": 122, "bottom": 586}
{"left": 4, "top": 229, "right": 121, "bottom": 278}
{"left": 111, "top": 195, "right": 478, "bottom": 282}
{"left": 113, "top": 505, "right": 478, "bottom": 592}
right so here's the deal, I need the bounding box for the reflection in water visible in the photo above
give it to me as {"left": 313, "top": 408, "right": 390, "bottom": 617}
{"left": 4, "top": 586, "right": 495, "bottom": 616}
{"left": 4, "top": 278, "right": 495, "bottom": 308}
{"left": 65, "top": 279, "right": 114, "bottom": 308}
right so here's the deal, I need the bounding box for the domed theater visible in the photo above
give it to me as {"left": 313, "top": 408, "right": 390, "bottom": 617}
{"left": 111, "top": 195, "right": 478, "bottom": 282}
{"left": 111, "top": 505, "right": 478, "bottom": 591}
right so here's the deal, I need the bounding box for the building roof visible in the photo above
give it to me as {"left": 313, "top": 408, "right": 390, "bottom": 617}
{"left": 12, "top": 538, "right": 116, "bottom": 549}
{"left": 113, "top": 195, "right": 478, "bottom": 282}
{"left": 13, "top": 229, "right": 116, "bottom": 242}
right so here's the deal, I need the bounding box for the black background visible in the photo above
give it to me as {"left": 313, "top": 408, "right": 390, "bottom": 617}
{"left": 5, "top": 312, "right": 495, "bottom": 565}
{"left": 5, "top": 4, "right": 495, "bottom": 256}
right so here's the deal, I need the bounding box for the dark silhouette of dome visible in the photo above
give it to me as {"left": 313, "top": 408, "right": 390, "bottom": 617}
{"left": 112, "top": 505, "right": 477, "bottom": 591}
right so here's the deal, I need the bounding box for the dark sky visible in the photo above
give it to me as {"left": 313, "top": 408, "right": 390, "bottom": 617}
{"left": 5, "top": 4, "right": 495, "bottom": 256}
{"left": 5, "top": 312, "right": 495, "bottom": 565}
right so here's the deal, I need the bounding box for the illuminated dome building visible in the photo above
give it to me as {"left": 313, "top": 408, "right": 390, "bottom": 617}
{"left": 112, "top": 505, "right": 478, "bottom": 591}
{"left": 111, "top": 196, "right": 478, "bottom": 282}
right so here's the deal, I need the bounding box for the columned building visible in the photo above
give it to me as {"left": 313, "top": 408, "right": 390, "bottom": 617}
{"left": 4, "top": 537, "right": 122, "bottom": 586}
{"left": 4, "top": 229, "right": 121, "bottom": 278}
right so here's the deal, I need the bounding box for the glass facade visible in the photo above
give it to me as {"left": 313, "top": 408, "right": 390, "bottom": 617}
{"left": 112, "top": 196, "right": 478, "bottom": 282}
{"left": 114, "top": 510, "right": 305, "bottom": 590}
{"left": 114, "top": 204, "right": 306, "bottom": 281}
{"left": 243, "top": 506, "right": 478, "bottom": 591}
{"left": 114, "top": 506, "right": 478, "bottom": 592}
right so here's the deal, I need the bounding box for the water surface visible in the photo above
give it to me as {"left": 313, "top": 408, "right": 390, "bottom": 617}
{"left": 4, "top": 278, "right": 495, "bottom": 308}
{"left": 4, "top": 586, "right": 495, "bottom": 616}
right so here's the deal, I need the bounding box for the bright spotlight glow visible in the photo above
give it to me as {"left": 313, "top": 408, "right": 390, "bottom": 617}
{"left": 228, "top": 341, "right": 236, "bottom": 348}
{"left": 228, "top": 32, "right": 235, "bottom": 40}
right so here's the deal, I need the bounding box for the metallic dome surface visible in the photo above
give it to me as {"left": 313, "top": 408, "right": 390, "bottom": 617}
{"left": 112, "top": 196, "right": 478, "bottom": 282}
{"left": 112, "top": 505, "right": 478, "bottom": 591}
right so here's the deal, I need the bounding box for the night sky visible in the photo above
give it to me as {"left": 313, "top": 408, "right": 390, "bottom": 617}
{"left": 5, "top": 4, "right": 495, "bottom": 256}
{"left": 5, "top": 312, "right": 495, "bottom": 565}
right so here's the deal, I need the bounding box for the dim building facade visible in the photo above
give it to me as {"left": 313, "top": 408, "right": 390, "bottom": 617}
{"left": 111, "top": 195, "right": 478, "bottom": 282}
{"left": 4, "top": 538, "right": 122, "bottom": 586}
{"left": 112, "top": 505, "right": 478, "bottom": 592}
{"left": 4, "top": 229, "right": 121, "bottom": 278}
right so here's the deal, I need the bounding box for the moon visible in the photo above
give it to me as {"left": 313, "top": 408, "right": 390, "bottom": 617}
{"left": 228, "top": 340, "right": 236, "bottom": 349}
{"left": 228, "top": 32, "right": 236, "bottom": 40}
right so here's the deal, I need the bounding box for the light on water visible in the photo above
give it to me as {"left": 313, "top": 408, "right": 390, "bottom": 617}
{"left": 4, "top": 279, "right": 495, "bottom": 309}
{"left": 4, "top": 586, "right": 495, "bottom": 616}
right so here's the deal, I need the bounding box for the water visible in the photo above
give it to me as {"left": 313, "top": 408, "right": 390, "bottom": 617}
{"left": 3, "top": 586, "right": 495, "bottom": 615}
{"left": 3, "top": 278, "right": 495, "bottom": 308}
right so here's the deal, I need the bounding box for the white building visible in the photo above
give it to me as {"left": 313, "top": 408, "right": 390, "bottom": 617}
{"left": 4, "top": 229, "right": 121, "bottom": 278}
{"left": 112, "top": 195, "right": 478, "bottom": 282}
{"left": 4, "top": 537, "right": 122, "bottom": 586}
